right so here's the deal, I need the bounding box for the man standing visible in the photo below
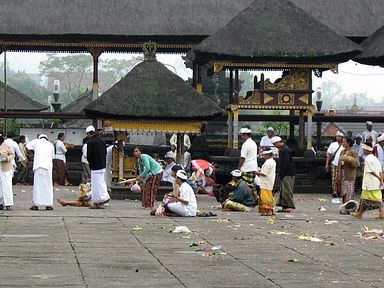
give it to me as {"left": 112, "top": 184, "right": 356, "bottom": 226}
{"left": 238, "top": 126, "right": 258, "bottom": 190}
{"left": 54, "top": 133, "right": 71, "bottom": 186}
{"left": 4, "top": 133, "right": 26, "bottom": 174}
{"left": 86, "top": 125, "right": 110, "bottom": 209}
{"left": 325, "top": 131, "right": 344, "bottom": 197}
{"left": 362, "top": 121, "right": 378, "bottom": 146}
{"left": 14, "top": 135, "right": 29, "bottom": 185}
{"left": 26, "top": 134, "right": 55, "bottom": 211}
{"left": 259, "top": 127, "right": 278, "bottom": 157}
{"left": 352, "top": 144, "right": 384, "bottom": 219}
{"left": 272, "top": 136, "right": 295, "bottom": 213}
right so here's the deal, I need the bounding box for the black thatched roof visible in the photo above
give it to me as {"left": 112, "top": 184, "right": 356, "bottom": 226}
{"left": 62, "top": 90, "right": 92, "bottom": 113}
{"left": 0, "top": 0, "right": 382, "bottom": 49}
{"left": 354, "top": 25, "right": 384, "bottom": 66}
{"left": 0, "top": 81, "right": 48, "bottom": 111}
{"left": 84, "top": 60, "right": 223, "bottom": 120}
{"left": 189, "top": 0, "right": 362, "bottom": 65}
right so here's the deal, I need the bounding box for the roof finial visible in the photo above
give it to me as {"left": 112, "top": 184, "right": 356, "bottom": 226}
{"left": 143, "top": 41, "right": 157, "bottom": 61}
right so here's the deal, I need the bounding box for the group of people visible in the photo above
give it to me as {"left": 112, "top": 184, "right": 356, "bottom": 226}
{"left": 0, "top": 125, "right": 111, "bottom": 211}
{"left": 326, "top": 121, "right": 384, "bottom": 219}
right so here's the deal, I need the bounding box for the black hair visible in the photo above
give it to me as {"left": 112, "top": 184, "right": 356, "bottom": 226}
{"left": 19, "top": 135, "right": 26, "bottom": 142}
{"left": 58, "top": 132, "right": 65, "bottom": 138}
{"left": 82, "top": 137, "right": 88, "bottom": 144}
{"left": 0, "top": 135, "right": 4, "bottom": 144}
{"left": 364, "top": 142, "right": 372, "bottom": 148}
{"left": 171, "top": 165, "right": 183, "bottom": 172}
{"left": 133, "top": 146, "right": 142, "bottom": 152}
{"left": 344, "top": 137, "right": 354, "bottom": 148}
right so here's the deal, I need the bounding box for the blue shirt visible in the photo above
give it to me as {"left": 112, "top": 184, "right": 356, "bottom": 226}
{"left": 138, "top": 154, "right": 162, "bottom": 177}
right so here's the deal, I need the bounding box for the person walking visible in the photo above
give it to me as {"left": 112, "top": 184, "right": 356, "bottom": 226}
{"left": 86, "top": 125, "right": 110, "bottom": 209}
{"left": 133, "top": 146, "right": 163, "bottom": 209}
{"left": 336, "top": 137, "right": 358, "bottom": 204}
{"left": 26, "top": 134, "right": 55, "bottom": 211}
{"left": 352, "top": 144, "right": 384, "bottom": 219}
{"left": 272, "top": 136, "right": 295, "bottom": 213}
{"left": 0, "top": 135, "right": 15, "bottom": 211}
{"left": 325, "top": 131, "right": 344, "bottom": 197}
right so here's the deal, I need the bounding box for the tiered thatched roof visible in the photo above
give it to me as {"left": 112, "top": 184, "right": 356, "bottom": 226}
{"left": 84, "top": 60, "right": 223, "bottom": 120}
{"left": 189, "top": 0, "right": 362, "bottom": 65}
{"left": 0, "top": 82, "right": 48, "bottom": 111}
{"left": 354, "top": 25, "right": 384, "bottom": 66}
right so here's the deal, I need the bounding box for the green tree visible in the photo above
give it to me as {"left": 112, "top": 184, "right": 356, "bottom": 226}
{"left": 8, "top": 71, "right": 50, "bottom": 104}
{"left": 261, "top": 110, "right": 290, "bottom": 136}
{"left": 39, "top": 53, "right": 93, "bottom": 103}
{"left": 100, "top": 58, "right": 140, "bottom": 87}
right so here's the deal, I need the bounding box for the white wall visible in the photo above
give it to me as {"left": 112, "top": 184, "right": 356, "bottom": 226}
{"left": 20, "top": 128, "right": 86, "bottom": 145}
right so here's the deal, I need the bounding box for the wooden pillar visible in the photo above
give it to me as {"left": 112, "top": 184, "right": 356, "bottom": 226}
{"left": 118, "top": 140, "right": 124, "bottom": 181}
{"left": 234, "top": 69, "right": 239, "bottom": 104}
{"left": 89, "top": 48, "right": 103, "bottom": 101}
{"left": 289, "top": 110, "right": 295, "bottom": 140}
{"left": 196, "top": 65, "right": 203, "bottom": 93}
{"left": 306, "top": 109, "right": 313, "bottom": 149}
{"left": 176, "top": 133, "right": 185, "bottom": 163}
{"left": 227, "top": 110, "right": 234, "bottom": 148}
{"left": 298, "top": 110, "right": 304, "bottom": 149}
{"left": 229, "top": 69, "right": 234, "bottom": 104}
{"left": 316, "top": 120, "right": 322, "bottom": 151}
{"left": 233, "top": 109, "right": 239, "bottom": 149}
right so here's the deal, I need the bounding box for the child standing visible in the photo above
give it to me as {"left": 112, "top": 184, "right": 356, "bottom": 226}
{"left": 256, "top": 148, "right": 276, "bottom": 216}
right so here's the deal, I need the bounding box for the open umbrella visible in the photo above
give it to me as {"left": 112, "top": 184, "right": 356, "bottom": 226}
{"left": 191, "top": 159, "right": 214, "bottom": 173}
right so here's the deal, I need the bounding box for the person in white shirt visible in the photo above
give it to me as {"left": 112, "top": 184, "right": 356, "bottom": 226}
{"left": 54, "top": 133, "right": 71, "bottom": 186}
{"left": 373, "top": 135, "right": 384, "bottom": 170}
{"left": 325, "top": 131, "right": 344, "bottom": 197}
{"left": 259, "top": 127, "right": 278, "bottom": 157}
{"left": 352, "top": 144, "right": 384, "bottom": 219}
{"left": 105, "top": 142, "right": 117, "bottom": 192}
{"left": 182, "top": 145, "right": 192, "bottom": 176}
{"left": 4, "top": 133, "right": 26, "bottom": 171}
{"left": 362, "top": 121, "right": 378, "bottom": 146}
{"left": 166, "top": 170, "right": 197, "bottom": 216}
{"left": 160, "top": 151, "right": 176, "bottom": 185}
{"left": 256, "top": 149, "right": 276, "bottom": 216}
{"left": 170, "top": 134, "right": 191, "bottom": 152}
{"left": 81, "top": 137, "right": 90, "bottom": 183}
{"left": 238, "top": 126, "right": 258, "bottom": 190}
{"left": 26, "top": 134, "right": 55, "bottom": 211}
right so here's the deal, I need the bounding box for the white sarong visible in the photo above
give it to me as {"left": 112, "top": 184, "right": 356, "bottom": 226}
{"left": 167, "top": 203, "right": 191, "bottom": 217}
{"left": 32, "top": 168, "right": 53, "bottom": 206}
{"left": 0, "top": 170, "right": 14, "bottom": 206}
{"left": 91, "top": 169, "right": 110, "bottom": 204}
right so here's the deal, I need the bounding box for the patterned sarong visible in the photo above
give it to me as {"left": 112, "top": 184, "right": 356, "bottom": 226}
{"left": 258, "top": 188, "right": 273, "bottom": 213}
{"left": 241, "top": 171, "right": 256, "bottom": 190}
{"left": 142, "top": 171, "right": 163, "bottom": 209}
{"left": 276, "top": 176, "right": 295, "bottom": 209}
{"left": 54, "top": 159, "right": 69, "bottom": 185}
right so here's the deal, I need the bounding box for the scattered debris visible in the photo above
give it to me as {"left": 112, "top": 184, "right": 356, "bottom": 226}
{"left": 269, "top": 230, "right": 292, "bottom": 235}
{"left": 288, "top": 258, "right": 299, "bottom": 263}
{"left": 318, "top": 206, "right": 327, "bottom": 211}
{"left": 182, "top": 235, "right": 191, "bottom": 239}
{"left": 267, "top": 217, "right": 275, "bottom": 225}
{"left": 190, "top": 241, "right": 204, "bottom": 247}
{"left": 298, "top": 233, "right": 322, "bottom": 242}
{"left": 358, "top": 226, "right": 384, "bottom": 240}
{"left": 202, "top": 252, "right": 215, "bottom": 257}
{"left": 318, "top": 198, "right": 327, "bottom": 202}
{"left": 217, "top": 218, "right": 230, "bottom": 222}
{"left": 172, "top": 226, "right": 191, "bottom": 234}
{"left": 131, "top": 226, "right": 143, "bottom": 231}
{"left": 331, "top": 198, "right": 341, "bottom": 204}
{"left": 324, "top": 220, "right": 338, "bottom": 225}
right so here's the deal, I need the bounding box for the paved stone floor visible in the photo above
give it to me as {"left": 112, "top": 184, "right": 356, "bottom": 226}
{"left": 1, "top": 186, "right": 384, "bottom": 288}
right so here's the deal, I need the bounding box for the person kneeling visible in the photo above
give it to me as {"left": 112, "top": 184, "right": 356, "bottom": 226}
{"left": 165, "top": 170, "right": 197, "bottom": 217}
{"left": 223, "top": 170, "right": 256, "bottom": 212}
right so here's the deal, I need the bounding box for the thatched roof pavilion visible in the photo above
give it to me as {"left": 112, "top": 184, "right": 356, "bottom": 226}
{"left": 0, "top": 81, "right": 48, "bottom": 112}
{"left": 189, "top": 0, "right": 362, "bottom": 66}
{"left": 354, "top": 25, "right": 384, "bottom": 66}
{"left": 84, "top": 47, "right": 223, "bottom": 134}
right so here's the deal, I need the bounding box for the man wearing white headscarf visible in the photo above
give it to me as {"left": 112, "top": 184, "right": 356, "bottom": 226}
{"left": 260, "top": 127, "right": 278, "bottom": 157}
{"left": 26, "top": 134, "right": 55, "bottom": 210}
{"left": 362, "top": 121, "right": 378, "bottom": 146}
{"left": 238, "top": 125, "right": 258, "bottom": 190}
{"left": 326, "top": 131, "right": 344, "bottom": 197}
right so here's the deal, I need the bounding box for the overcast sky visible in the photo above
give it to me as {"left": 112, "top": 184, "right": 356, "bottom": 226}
{"left": 4, "top": 52, "right": 384, "bottom": 104}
